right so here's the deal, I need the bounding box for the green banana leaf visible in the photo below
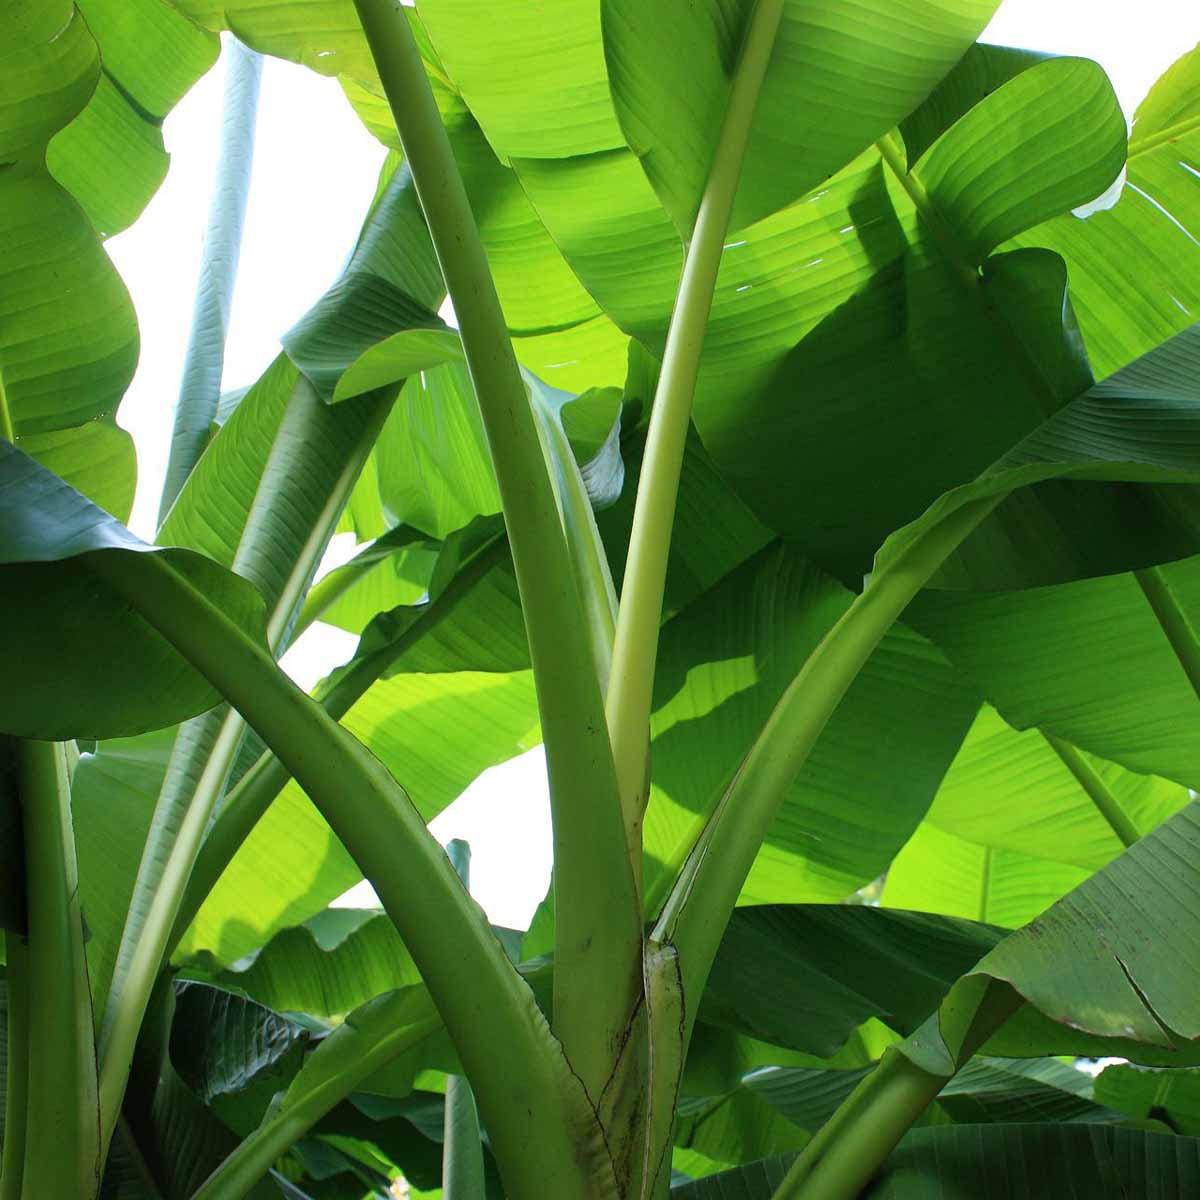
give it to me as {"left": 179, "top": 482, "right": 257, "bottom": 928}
{"left": 1095, "top": 1061, "right": 1200, "bottom": 1135}
{"left": 1014, "top": 40, "right": 1200, "bottom": 376}
{"left": 49, "top": 0, "right": 218, "bottom": 237}
{"left": 881, "top": 706, "right": 1190, "bottom": 927}
{"left": 169, "top": 982, "right": 309, "bottom": 1137}
{"left": 642, "top": 543, "right": 982, "bottom": 909}
{"left": 1, "top": 0, "right": 139, "bottom": 516}
{"left": 0, "top": 444, "right": 266, "bottom": 739}
{"left": 896, "top": 800, "right": 1200, "bottom": 1074}
{"left": 601, "top": 0, "right": 1003, "bottom": 236}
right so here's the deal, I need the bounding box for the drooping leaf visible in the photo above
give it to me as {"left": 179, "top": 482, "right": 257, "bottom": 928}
{"left": 900, "top": 801, "right": 1200, "bottom": 1073}
{"left": 122, "top": 980, "right": 280, "bottom": 1200}
{"left": 48, "top": 0, "right": 219, "bottom": 236}
{"left": 899, "top": 42, "right": 1051, "bottom": 165}
{"left": 1, "top": 0, "right": 139, "bottom": 514}
{"left": 909, "top": 57, "right": 1126, "bottom": 260}
{"left": 0, "top": 444, "right": 267, "bottom": 739}
{"left": 703, "top": 905, "right": 1006, "bottom": 1059}
{"left": 1014, "top": 40, "right": 1200, "bottom": 376}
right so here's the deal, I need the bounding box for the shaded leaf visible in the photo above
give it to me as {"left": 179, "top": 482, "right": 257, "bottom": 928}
{"left": 0, "top": 444, "right": 266, "bottom": 739}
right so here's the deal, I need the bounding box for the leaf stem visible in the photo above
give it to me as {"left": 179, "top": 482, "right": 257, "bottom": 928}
{"left": 657, "top": 497, "right": 1002, "bottom": 1022}
{"left": 85, "top": 548, "right": 612, "bottom": 1200}
{"left": 1135, "top": 565, "right": 1200, "bottom": 703}
{"left": 97, "top": 709, "right": 245, "bottom": 1155}
{"left": 771, "top": 984, "right": 1023, "bottom": 1200}
{"left": 98, "top": 389, "right": 392, "bottom": 1160}
{"left": 0, "top": 933, "right": 29, "bottom": 1200}
{"left": 774, "top": 1051, "right": 946, "bottom": 1200}
{"left": 605, "top": 0, "right": 785, "bottom": 856}
{"left": 874, "top": 132, "right": 978, "bottom": 290}
{"left": 16, "top": 739, "right": 100, "bottom": 1200}
{"left": 166, "top": 533, "right": 507, "bottom": 959}
{"left": 1043, "top": 731, "right": 1140, "bottom": 849}
{"left": 158, "top": 36, "right": 263, "bottom": 523}
{"left": 351, "top": 0, "right": 639, "bottom": 1103}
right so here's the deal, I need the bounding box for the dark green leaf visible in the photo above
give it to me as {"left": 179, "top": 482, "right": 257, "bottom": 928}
{"left": 0, "top": 444, "right": 267, "bottom": 739}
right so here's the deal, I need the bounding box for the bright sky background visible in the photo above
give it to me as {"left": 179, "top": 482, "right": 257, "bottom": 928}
{"left": 106, "top": 1, "right": 1200, "bottom": 927}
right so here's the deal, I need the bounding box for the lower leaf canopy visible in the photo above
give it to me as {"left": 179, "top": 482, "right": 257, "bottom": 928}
{"left": 670, "top": 1125, "right": 1200, "bottom": 1197}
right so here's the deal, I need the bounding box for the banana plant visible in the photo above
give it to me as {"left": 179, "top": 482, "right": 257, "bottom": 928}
{"left": 5, "top": 1, "right": 1200, "bottom": 1198}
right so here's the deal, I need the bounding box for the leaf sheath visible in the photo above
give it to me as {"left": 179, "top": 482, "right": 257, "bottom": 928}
{"left": 350, "top": 0, "right": 639, "bottom": 1105}
{"left": 84, "top": 547, "right": 613, "bottom": 1200}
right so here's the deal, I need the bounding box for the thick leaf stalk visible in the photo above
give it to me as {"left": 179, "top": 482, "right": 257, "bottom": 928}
{"left": 98, "top": 386, "right": 392, "bottom": 1160}
{"left": 167, "top": 534, "right": 507, "bottom": 957}
{"left": 16, "top": 740, "right": 101, "bottom": 1200}
{"left": 605, "top": 0, "right": 786, "bottom": 858}
{"left": 350, "top": 0, "right": 640, "bottom": 1107}
{"left": 85, "top": 548, "right": 614, "bottom": 1200}
{"left": 771, "top": 983, "right": 1023, "bottom": 1200}
{"left": 657, "top": 497, "right": 1004, "bottom": 1026}
{"left": 158, "top": 36, "right": 263, "bottom": 522}
{"left": 1043, "top": 732, "right": 1140, "bottom": 848}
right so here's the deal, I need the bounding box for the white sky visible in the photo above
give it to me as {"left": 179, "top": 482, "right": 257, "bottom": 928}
{"left": 105, "top": 2, "right": 1200, "bottom": 927}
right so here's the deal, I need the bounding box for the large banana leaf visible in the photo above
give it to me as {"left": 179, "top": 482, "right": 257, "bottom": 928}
{"left": 700, "top": 905, "right": 1005, "bottom": 1059}
{"left": 882, "top": 822, "right": 1091, "bottom": 930}
{"left": 1, "top": 1, "right": 139, "bottom": 516}
{"left": 896, "top": 801, "right": 1200, "bottom": 1073}
{"left": 642, "top": 543, "right": 981, "bottom": 908}
{"left": 48, "top": 0, "right": 219, "bottom": 236}
{"left": 121, "top": 981, "right": 282, "bottom": 1200}
{"left": 1014, "top": 40, "right": 1200, "bottom": 376}
{"left": 0, "top": 445, "right": 266, "bottom": 738}
{"left": 916, "top": 707, "right": 1187, "bottom": 870}
{"left": 882, "top": 706, "right": 1190, "bottom": 927}
{"left": 905, "top": 558, "right": 1200, "bottom": 787}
